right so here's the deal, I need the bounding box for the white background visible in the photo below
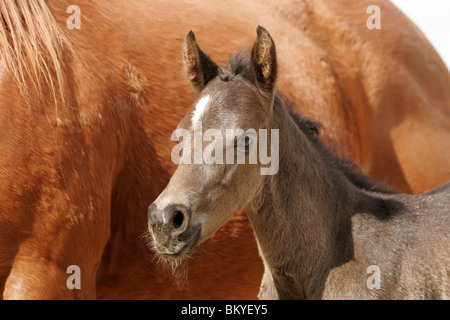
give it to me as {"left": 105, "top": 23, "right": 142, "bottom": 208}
{"left": 390, "top": 0, "right": 450, "bottom": 70}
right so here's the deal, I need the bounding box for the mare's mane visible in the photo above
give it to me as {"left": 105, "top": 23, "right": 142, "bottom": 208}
{"left": 0, "top": 1, "right": 72, "bottom": 101}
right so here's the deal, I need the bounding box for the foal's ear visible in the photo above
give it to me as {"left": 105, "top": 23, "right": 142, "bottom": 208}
{"left": 183, "top": 31, "right": 220, "bottom": 90}
{"left": 251, "top": 26, "right": 277, "bottom": 92}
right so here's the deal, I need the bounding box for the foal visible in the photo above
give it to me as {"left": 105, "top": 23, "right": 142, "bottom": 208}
{"left": 148, "top": 27, "right": 450, "bottom": 299}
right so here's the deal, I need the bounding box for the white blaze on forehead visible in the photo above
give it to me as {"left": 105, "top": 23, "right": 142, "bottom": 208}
{"left": 192, "top": 94, "right": 210, "bottom": 124}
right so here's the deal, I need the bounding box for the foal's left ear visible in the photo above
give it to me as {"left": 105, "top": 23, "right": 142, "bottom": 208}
{"left": 251, "top": 26, "right": 277, "bottom": 92}
{"left": 183, "top": 31, "right": 221, "bottom": 90}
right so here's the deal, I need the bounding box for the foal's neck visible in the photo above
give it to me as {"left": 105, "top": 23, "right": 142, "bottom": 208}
{"left": 247, "top": 100, "right": 360, "bottom": 299}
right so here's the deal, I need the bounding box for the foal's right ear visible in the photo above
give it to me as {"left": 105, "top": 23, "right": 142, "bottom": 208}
{"left": 183, "top": 31, "right": 220, "bottom": 90}
{"left": 251, "top": 26, "right": 277, "bottom": 92}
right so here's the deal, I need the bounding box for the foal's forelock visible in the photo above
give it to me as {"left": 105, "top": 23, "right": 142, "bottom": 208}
{"left": 219, "top": 52, "right": 252, "bottom": 82}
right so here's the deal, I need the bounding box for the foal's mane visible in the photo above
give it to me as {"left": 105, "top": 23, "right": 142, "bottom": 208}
{"left": 284, "top": 102, "right": 395, "bottom": 195}
{"left": 222, "top": 52, "right": 395, "bottom": 195}
{"left": 0, "top": 1, "right": 72, "bottom": 101}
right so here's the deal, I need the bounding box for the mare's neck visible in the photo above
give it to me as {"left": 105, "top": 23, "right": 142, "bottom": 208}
{"left": 246, "top": 101, "right": 360, "bottom": 299}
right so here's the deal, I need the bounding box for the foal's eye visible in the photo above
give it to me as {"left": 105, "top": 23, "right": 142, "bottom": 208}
{"left": 244, "top": 136, "right": 251, "bottom": 149}
{"left": 237, "top": 133, "right": 255, "bottom": 152}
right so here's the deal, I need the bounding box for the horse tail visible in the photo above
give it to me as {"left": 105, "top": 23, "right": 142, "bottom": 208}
{"left": 0, "top": 0, "right": 72, "bottom": 103}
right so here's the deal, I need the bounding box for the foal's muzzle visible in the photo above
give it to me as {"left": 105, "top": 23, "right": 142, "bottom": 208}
{"left": 148, "top": 202, "right": 199, "bottom": 256}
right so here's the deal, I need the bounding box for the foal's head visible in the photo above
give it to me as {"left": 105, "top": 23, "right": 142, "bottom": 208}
{"left": 148, "top": 26, "right": 278, "bottom": 259}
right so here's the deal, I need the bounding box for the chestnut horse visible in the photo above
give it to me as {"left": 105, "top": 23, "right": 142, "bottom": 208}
{"left": 0, "top": 0, "right": 449, "bottom": 299}
{"left": 149, "top": 26, "right": 450, "bottom": 299}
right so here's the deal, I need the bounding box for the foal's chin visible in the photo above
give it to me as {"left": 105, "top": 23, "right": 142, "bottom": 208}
{"left": 151, "top": 228, "right": 202, "bottom": 262}
{"left": 147, "top": 233, "right": 200, "bottom": 286}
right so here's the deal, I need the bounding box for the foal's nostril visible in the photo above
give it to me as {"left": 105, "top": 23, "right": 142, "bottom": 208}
{"left": 172, "top": 210, "right": 185, "bottom": 229}
{"left": 148, "top": 202, "right": 190, "bottom": 236}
